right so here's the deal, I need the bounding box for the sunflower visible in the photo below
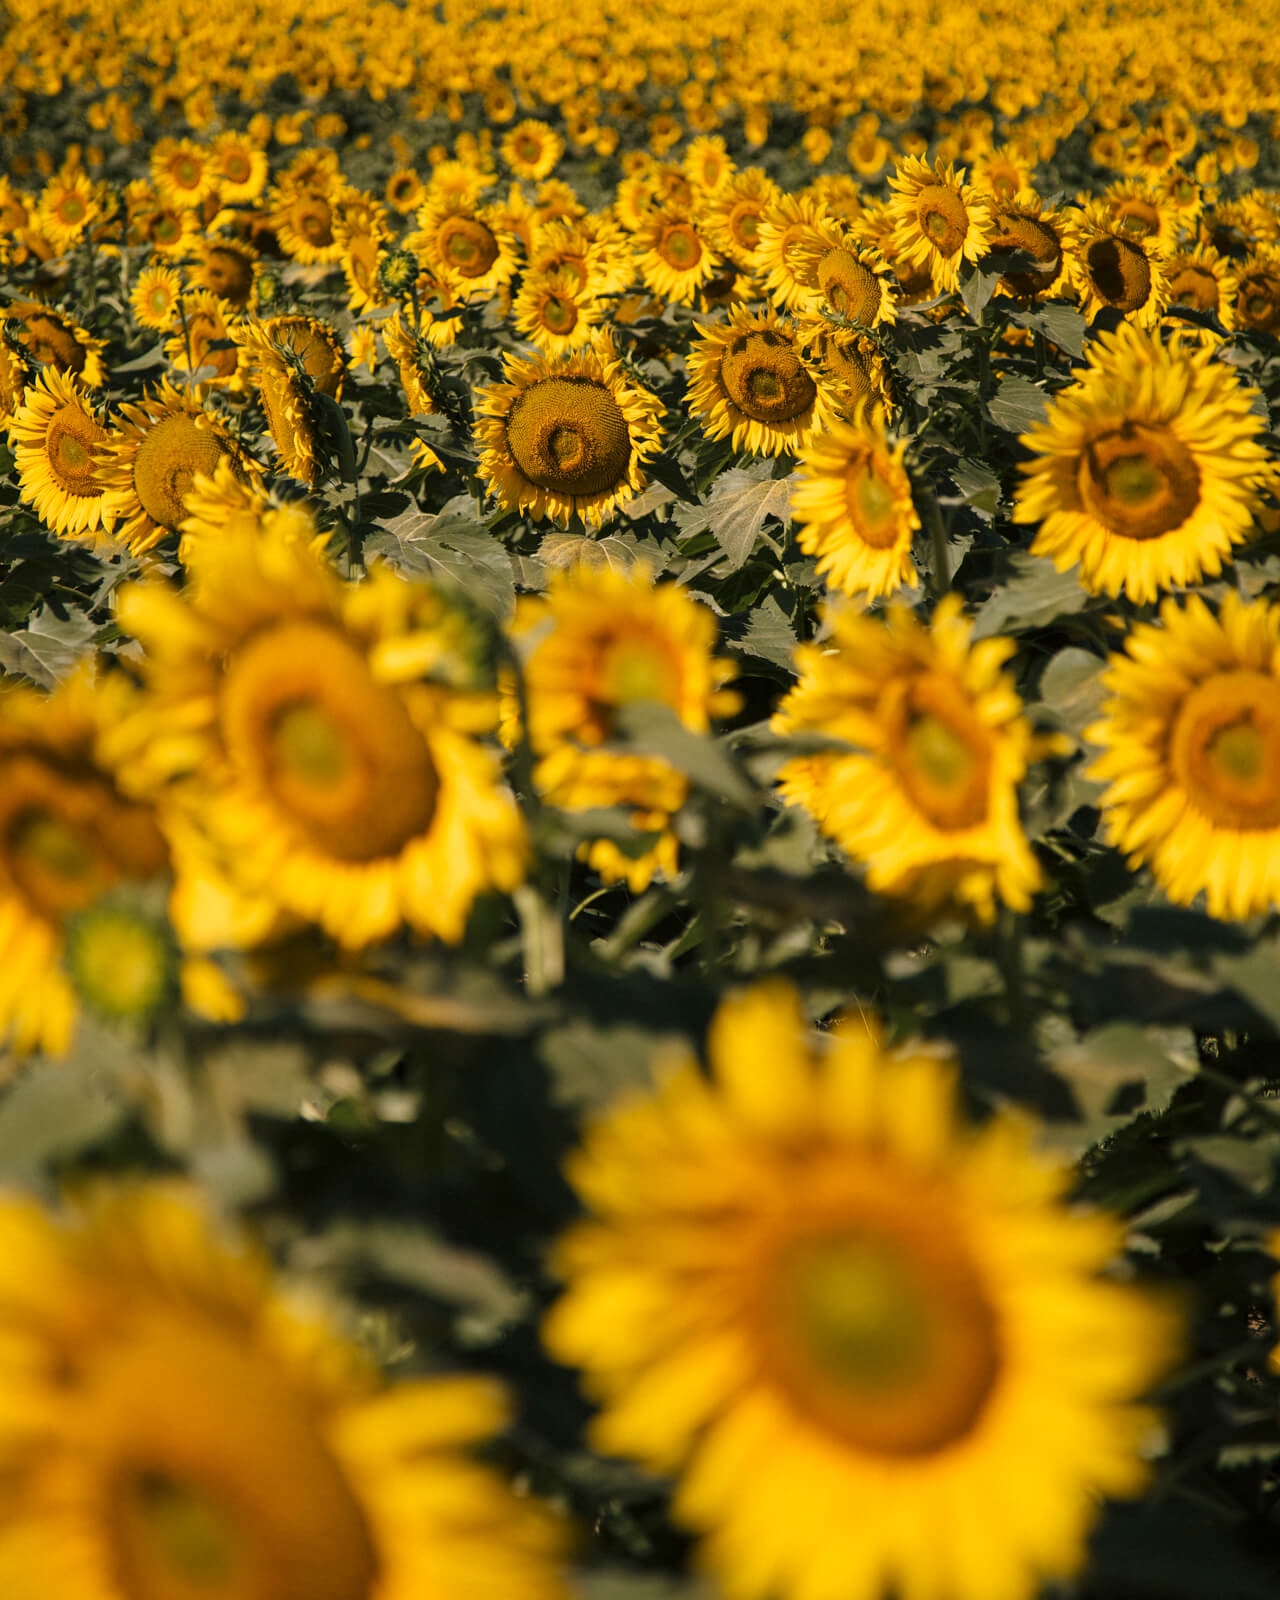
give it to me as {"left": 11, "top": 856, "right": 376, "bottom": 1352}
{"left": 151, "top": 135, "right": 218, "bottom": 209}
{"left": 129, "top": 262, "right": 183, "bottom": 331}
{"left": 796, "top": 317, "right": 894, "bottom": 417}
{"left": 633, "top": 206, "right": 721, "bottom": 306}
{"left": 773, "top": 596, "right": 1043, "bottom": 922}
{"left": 35, "top": 169, "right": 99, "bottom": 252}
{"left": 792, "top": 223, "right": 897, "bottom": 327}
{"left": 237, "top": 317, "right": 346, "bottom": 487}
{"left": 1014, "top": 323, "right": 1270, "bottom": 603}
{"left": 271, "top": 181, "right": 347, "bottom": 266}
{"left": 512, "top": 267, "right": 607, "bottom": 355}
{"left": 8, "top": 367, "right": 117, "bottom": 541}
{"left": 754, "top": 193, "right": 832, "bottom": 312}
{"left": 188, "top": 235, "right": 260, "bottom": 309}
{"left": 385, "top": 165, "right": 427, "bottom": 215}
{"left": 1065, "top": 201, "right": 1170, "bottom": 328}
{"left": 474, "top": 337, "right": 665, "bottom": 528}
{"left": 545, "top": 980, "right": 1180, "bottom": 1600}
{"left": 502, "top": 119, "right": 565, "bottom": 181}
{"left": 1086, "top": 591, "right": 1280, "bottom": 921}
{"left": 988, "top": 196, "right": 1069, "bottom": 300}
{"left": 509, "top": 562, "right": 738, "bottom": 890}
{"left": 888, "top": 156, "right": 997, "bottom": 293}
{"left": 1165, "top": 243, "right": 1238, "bottom": 329}
{"left": 858, "top": 198, "right": 938, "bottom": 306}
{"left": 0, "top": 667, "right": 168, "bottom": 1057}
{"left": 0, "top": 326, "right": 34, "bottom": 423}
{"left": 702, "top": 168, "right": 779, "bottom": 272}
{"left": 409, "top": 195, "right": 519, "bottom": 302}
{"left": 0, "top": 1183, "right": 566, "bottom": 1600}
{"left": 115, "top": 522, "right": 526, "bottom": 949}
{"left": 164, "top": 289, "right": 246, "bottom": 394}
{"left": 97, "top": 379, "right": 252, "bottom": 555}
{"left": 4, "top": 299, "right": 107, "bottom": 388}
{"left": 972, "top": 143, "right": 1036, "bottom": 205}
{"left": 684, "top": 135, "right": 734, "bottom": 195}
{"left": 209, "top": 128, "right": 268, "bottom": 203}
{"left": 1100, "top": 178, "right": 1182, "bottom": 257}
{"left": 1232, "top": 249, "right": 1280, "bottom": 335}
{"left": 686, "top": 306, "right": 840, "bottom": 458}
{"left": 792, "top": 412, "right": 919, "bottom": 599}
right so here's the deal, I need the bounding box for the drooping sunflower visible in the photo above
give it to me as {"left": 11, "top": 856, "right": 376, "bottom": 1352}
{"left": 0, "top": 1182, "right": 567, "bottom": 1600}
{"left": 987, "top": 196, "right": 1070, "bottom": 301}
{"left": 474, "top": 336, "right": 664, "bottom": 528}
{"left": 634, "top": 206, "right": 722, "bottom": 306}
{"left": 773, "top": 597, "right": 1043, "bottom": 922}
{"left": 129, "top": 262, "right": 183, "bottom": 331}
{"left": 1232, "top": 249, "right": 1280, "bottom": 336}
{"left": 1164, "top": 243, "right": 1239, "bottom": 330}
{"left": 512, "top": 267, "right": 607, "bottom": 356}
{"left": 508, "top": 562, "right": 738, "bottom": 890}
{"left": 4, "top": 298, "right": 107, "bottom": 388}
{"left": 796, "top": 317, "right": 895, "bottom": 418}
{"left": 545, "top": 980, "right": 1180, "bottom": 1600}
{"left": 888, "top": 156, "right": 997, "bottom": 293}
{"left": 188, "top": 234, "right": 260, "bottom": 309}
{"left": 237, "top": 317, "right": 345, "bottom": 487}
{"left": 792, "top": 412, "right": 920, "bottom": 599}
{"left": 1014, "top": 323, "right": 1270, "bottom": 603}
{"left": 164, "top": 288, "right": 246, "bottom": 394}
{"left": 686, "top": 306, "right": 840, "bottom": 458}
{"left": 502, "top": 118, "right": 565, "bottom": 181}
{"left": 8, "top": 367, "right": 117, "bottom": 541}
{"left": 115, "top": 521, "right": 526, "bottom": 949}
{"left": 97, "top": 378, "right": 252, "bottom": 555}
{"left": 1086, "top": 591, "right": 1280, "bottom": 921}
{"left": 0, "top": 666, "right": 169, "bottom": 1057}
{"left": 791, "top": 221, "right": 897, "bottom": 327}
{"left": 409, "top": 195, "right": 519, "bottom": 303}
{"left": 1064, "top": 201, "right": 1170, "bottom": 328}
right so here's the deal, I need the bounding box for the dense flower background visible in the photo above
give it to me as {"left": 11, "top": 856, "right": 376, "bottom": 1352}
{"left": 1, "top": 0, "right": 1280, "bottom": 1595}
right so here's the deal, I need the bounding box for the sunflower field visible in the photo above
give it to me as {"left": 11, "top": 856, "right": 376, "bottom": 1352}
{"left": 5, "top": 1, "right": 1280, "bottom": 1595}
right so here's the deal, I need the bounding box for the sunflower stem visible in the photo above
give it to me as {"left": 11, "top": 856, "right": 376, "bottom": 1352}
{"left": 514, "top": 883, "right": 564, "bottom": 996}
{"left": 998, "top": 905, "right": 1027, "bottom": 1030}
{"left": 923, "top": 489, "right": 951, "bottom": 595}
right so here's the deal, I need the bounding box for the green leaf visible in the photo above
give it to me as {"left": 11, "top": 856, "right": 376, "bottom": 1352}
{"left": 1006, "top": 303, "right": 1087, "bottom": 357}
{"left": 368, "top": 495, "right": 515, "bottom": 618}
{"left": 731, "top": 593, "right": 797, "bottom": 672}
{"left": 986, "top": 371, "right": 1049, "bottom": 433}
{"left": 972, "top": 551, "right": 1092, "bottom": 637}
{"left": 615, "top": 700, "right": 758, "bottom": 810}
{"left": 1212, "top": 943, "right": 1280, "bottom": 1030}
{"left": 0, "top": 604, "right": 97, "bottom": 686}
{"left": 540, "top": 1017, "right": 676, "bottom": 1109}
{"left": 1039, "top": 646, "right": 1105, "bottom": 735}
{"left": 1052, "top": 1022, "right": 1197, "bottom": 1124}
{"left": 0, "top": 1057, "right": 125, "bottom": 1183}
{"left": 674, "top": 465, "right": 794, "bottom": 572}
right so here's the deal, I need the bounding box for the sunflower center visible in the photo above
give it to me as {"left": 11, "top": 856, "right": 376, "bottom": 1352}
{"left": 65, "top": 905, "right": 174, "bottom": 1021}
{"left": 885, "top": 674, "right": 991, "bottom": 831}
{"left": 203, "top": 248, "right": 254, "bottom": 307}
{"left": 1114, "top": 198, "right": 1160, "bottom": 238}
{"left": 915, "top": 184, "right": 968, "bottom": 257}
{"left": 818, "top": 252, "right": 881, "bottom": 323}
{"left": 94, "top": 1309, "right": 379, "bottom": 1600}
{"left": 658, "top": 223, "right": 701, "bottom": 271}
{"left": 762, "top": 1189, "right": 1000, "bottom": 1456}
{"left": 993, "top": 215, "right": 1062, "bottom": 296}
{"left": 7, "top": 808, "right": 110, "bottom": 916}
{"left": 728, "top": 202, "right": 761, "bottom": 251}
{"left": 720, "top": 330, "right": 816, "bottom": 424}
{"left": 1237, "top": 272, "right": 1280, "bottom": 333}
{"left": 1170, "top": 670, "right": 1280, "bottom": 829}
{"left": 133, "top": 413, "right": 235, "bottom": 532}
{"left": 541, "top": 294, "right": 577, "bottom": 334}
{"left": 222, "top": 152, "right": 252, "bottom": 184}
{"left": 845, "top": 460, "right": 902, "bottom": 548}
{"left": 438, "top": 216, "right": 499, "bottom": 278}
{"left": 291, "top": 195, "right": 333, "bottom": 247}
{"left": 506, "top": 375, "right": 632, "bottom": 498}
{"left": 605, "top": 637, "right": 679, "bottom": 706}
{"left": 173, "top": 157, "right": 201, "bottom": 190}
{"left": 1078, "top": 422, "right": 1200, "bottom": 541}
{"left": 221, "top": 620, "right": 440, "bottom": 862}
{"left": 1169, "top": 264, "right": 1219, "bottom": 312}
{"left": 13, "top": 309, "right": 86, "bottom": 374}
{"left": 47, "top": 402, "right": 107, "bottom": 495}
{"left": 1084, "top": 236, "right": 1152, "bottom": 313}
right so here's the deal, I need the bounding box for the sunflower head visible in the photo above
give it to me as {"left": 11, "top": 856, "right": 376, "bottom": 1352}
{"left": 888, "top": 156, "right": 997, "bottom": 293}
{"left": 4, "top": 298, "right": 107, "bottom": 387}
{"left": 686, "top": 305, "right": 838, "bottom": 458}
{"left": 1066, "top": 201, "right": 1170, "bottom": 327}
{"left": 8, "top": 364, "right": 117, "bottom": 541}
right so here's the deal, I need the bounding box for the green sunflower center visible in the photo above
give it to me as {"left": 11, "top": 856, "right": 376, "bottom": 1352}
{"left": 781, "top": 1234, "right": 932, "bottom": 1388}
{"left": 47, "top": 403, "right": 105, "bottom": 494}
{"left": 271, "top": 703, "right": 353, "bottom": 789}
{"left": 541, "top": 294, "right": 577, "bottom": 335}
{"left": 886, "top": 674, "right": 992, "bottom": 832}
{"left": 64, "top": 905, "right": 174, "bottom": 1022}
{"left": 118, "top": 1470, "right": 242, "bottom": 1592}
{"left": 915, "top": 183, "right": 968, "bottom": 257}
{"left": 657, "top": 223, "right": 701, "bottom": 271}
{"left": 846, "top": 459, "right": 903, "bottom": 549}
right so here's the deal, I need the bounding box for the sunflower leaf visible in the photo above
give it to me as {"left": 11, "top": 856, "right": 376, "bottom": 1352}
{"left": 987, "top": 371, "right": 1050, "bottom": 433}
{"left": 674, "top": 466, "right": 794, "bottom": 572}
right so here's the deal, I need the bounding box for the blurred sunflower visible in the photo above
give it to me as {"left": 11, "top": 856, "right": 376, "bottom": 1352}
{"left": 9, "top": 367, "right": 117, "bottom": 541}
{"left": 151, "top": 134, "right": 217, "bottom": 209}
{"left": 116, "top": 522, "right": 526, "bottom": 949}
{"left": 1065, "top": 201, "right": 1169, "bottom": 327}
{"left": 774, "top": 597, "right": 1043, "bottom": 922}
{"left": 888, "top": 156, "right": 996, "bottom": 292}
{"left": 474, "top": 337, "right": 664, "bottom": 527}
{"left": 1015, "top": 324, "right": 1269, "bottom": 602}
{"left": 4, "top": 298, "right": 107, "bottom": 387}
{"left": 1165, "top": 243, "right": 1238, "bottom": 328}
{"left": 0, "top": 327, "right": 35, "bottom": 423}
{"left": 792, "top": 412, "right": 919, "bottom": 599}
{"left": 272, "top": 181, "right": 346, "bottom": 266}
{"left": 164, "top": 288, "right": 245, "bottom": 393}
{"left": 0, "top": 1183, "right": 567, "bottom": 1600}
{"left": 35, "top": 168, "right": 99, "bottom": 252}
{"left": 686, "top": 306, "right": 838, "bottom": 457}
{"left": 98, "top": 378, "right": 252, "bottom": 555}
{"left": 129, "top": 262, "right": 183, "bottom": 331}
{"left": 385, "top": 165, "right": 427, "bottom": 215}
{"left": 546, "top": 980, "right": 1180, "bottom": 1600}
{"left": 1087, "top": 592, "right": 1280, "bottom": 921}
{"left": 1233, "top": 249, "right": 1280, "bottom": 335}
{"left": 209, "top": 128, "right": 268, "bottom": 203}
{"left": 509, "top": 562, "right": 738, "bottom": 890}
{"left": 188, "top": 235, "right": 259, "bottom": 309}
{"left": 0, "top": 667, "right": 168, "bottom": 1056}
{"left": 684, "top": 135, "right": 734, "bottom": 195}
{"left": 502, "top": 119, "right": 565, "bottom": 181}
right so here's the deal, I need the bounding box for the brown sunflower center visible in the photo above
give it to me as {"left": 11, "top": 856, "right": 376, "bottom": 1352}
{"left": 202, "top": 248, "right": 255, "bottom": 307}
{"left": 657, "top": 223, "right": 701, "bottom": 271}
{"left": 885, "top": 672, "right": 992, "bottom": 831}
{"left": 992, "top": 215, "right": 1062, "bottom": 297}
{"left": 438, "top": 216, "right": 499, "bottom": 278}
{"left": 1084, "top": 235, "right": 1153, "bottom": 313}
{"left": 1078, "top": 422, "right": 1200, "bottom": 541}
{"left": 816, "top": 331, "right": 875, "bottom": 402}
{"left": 818, "top": 252, "right": 881, "bottom": 323}
{"left": 1169, "top": 263, "right": 1219, "bottom": 313}
{"left": 133, "top": 413, "right": 235, "bottom": 532}
{"left": 12, "top": 308, "right": 86, "bottom": 374}
{"left": 541, "top": 293, "right": 578, "bottom": 335}
{"left": 1114, "top": 198, "right": 1160, "bottom": 238}
{"left": 1171, "top": 670, "right": 1280, "bottom": 830}
{"left": 95, "top": 1309, "right": 379, "bottom": 1600}
{"left": 760, "top": 1177, "right": 1000, "bottom": 1456}
{"left": 727, "top": 201, "right": 762, "bottom": 252}
{"left": 267, "top": 318, "right": 343, "bottom": 397}
{"left": 221, "top": 620, "right": 440, "bottom": 862}
{"left": 915, "top": 183, "right": 969, "bottom": 257}
{"left": 171, "top": 156, "right": 202, "bottom": 191}
{"left": 289, "top": 194, "right": 333, "bottom": 248}
{"left": 845, "top": 458, "right": 902, "bottom": 548}
{"left": 46, "top": 401, "right": 108, "bottom": 496}
{"left": 720, "top": 330, "right": 816, "bottom": 424}
{"left": 221, "top": 151, "right": 252, "bottom": 185}
{"left": 1236, "top": 271, "right": 1280, "bottom": 333}
{"left": 505, "top": 375, "right": 632, "bottom": 498}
